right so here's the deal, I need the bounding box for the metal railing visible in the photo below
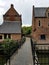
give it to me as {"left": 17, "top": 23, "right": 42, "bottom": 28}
{"left": 31, "top": 38, "right": 49, "bottom": 65}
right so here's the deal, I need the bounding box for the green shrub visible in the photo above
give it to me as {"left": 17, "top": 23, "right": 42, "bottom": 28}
{"left": 0, "top": 38, "right": 26, "bottom": 65}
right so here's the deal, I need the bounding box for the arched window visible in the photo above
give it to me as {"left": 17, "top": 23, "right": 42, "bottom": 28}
{"left": 39, "top": 20, "right": 40, "bottom": 26}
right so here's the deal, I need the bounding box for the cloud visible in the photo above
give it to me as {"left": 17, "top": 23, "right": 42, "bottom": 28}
{"left": 22, "top": 24, "right": 31, "bottom": 27}
{"left": 0, "top": 8, "right": 4, "bottom": 15}
{"left": 0, "top": 0, "right": 32, "bottom": 26}
{"left": 0, "top": 0, "right": 49, "bottom": 26}
{"left": 32, "top": 0, "right": 49, "bottom": 7}
{"left": 0, "top": 0, "right": 5, "bottom": 6}
{"left": 0, "top": 0, "right": 5, "bottom": 15}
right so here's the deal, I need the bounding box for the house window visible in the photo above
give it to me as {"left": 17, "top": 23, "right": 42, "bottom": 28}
{"left": 39, "top": 20, "right": 40, "bottom": 26}
{"left": 4, "top": 34, "right": 7, "bottom": 39}
{"left": 4, "top": 34, "right": 11, "bottom": 39}
{"left": 40, "top": 35, "right": 46, "bottom": 40}
{"left": 0, "top": 36, "right": 2, "bottom": 39}
{"left": 48, "top": 13, "right": 49, "bottom": 17}
{"left": 8, "top": 34, "right": 11, "bottom": 39}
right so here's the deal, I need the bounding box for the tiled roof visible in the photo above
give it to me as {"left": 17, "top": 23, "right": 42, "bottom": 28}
{"left": 34, "top": 7, "right": 47, "bottom": 17}
{"left": 0, "top": 21, "right": 21, "bottom": 34}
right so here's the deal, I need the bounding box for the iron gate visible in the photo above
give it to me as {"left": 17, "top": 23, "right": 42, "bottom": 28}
{"left": 31, "top": 38, "right": 49, "bottom": 65}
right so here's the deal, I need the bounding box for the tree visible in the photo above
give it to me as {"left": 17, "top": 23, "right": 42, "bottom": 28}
{"left": 22, "top": 26, "right": 32, "bottom": 36}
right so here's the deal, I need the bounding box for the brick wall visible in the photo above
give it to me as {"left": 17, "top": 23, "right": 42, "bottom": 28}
{"left": 11, "top": 34, "right": 21, "bottom": 41}
{"left": 3, "top": 4, "right": 22, "bottom": 22}
{"left": 32, "top": 6, "right": 49, "bottom": 43}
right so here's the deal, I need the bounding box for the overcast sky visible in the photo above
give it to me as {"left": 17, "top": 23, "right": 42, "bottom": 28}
{"left": 0, "top": 0, "right": 49, "bottom": 26}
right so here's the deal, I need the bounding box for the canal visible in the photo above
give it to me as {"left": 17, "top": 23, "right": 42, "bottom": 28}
{"left": 5, "top": 38, "right": 33, "bottom": 65}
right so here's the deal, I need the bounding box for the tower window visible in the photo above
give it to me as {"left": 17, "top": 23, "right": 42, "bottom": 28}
{"left": 39, "top": 20, "right": 40, "bottom": 26}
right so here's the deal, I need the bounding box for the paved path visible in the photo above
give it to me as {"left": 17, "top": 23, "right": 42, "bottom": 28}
{"left": 6, "top": 38, "right": 33, "bottom": 65}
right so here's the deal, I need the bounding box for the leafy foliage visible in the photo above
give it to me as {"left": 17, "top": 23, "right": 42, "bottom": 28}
{"left": 0, "top": 37, "right": 26, "bottom": 65}
{"left": 22, "top": 26, "right": 32, "bottom": 36}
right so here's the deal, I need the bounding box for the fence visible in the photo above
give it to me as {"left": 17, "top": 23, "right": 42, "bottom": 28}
{"left": 31, "top": 38, "right": 49, "bottom": 65}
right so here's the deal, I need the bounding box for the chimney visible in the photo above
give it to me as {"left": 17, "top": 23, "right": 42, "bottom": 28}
{"left": 11, "top": 4, "right": 14, "bottom": 8}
